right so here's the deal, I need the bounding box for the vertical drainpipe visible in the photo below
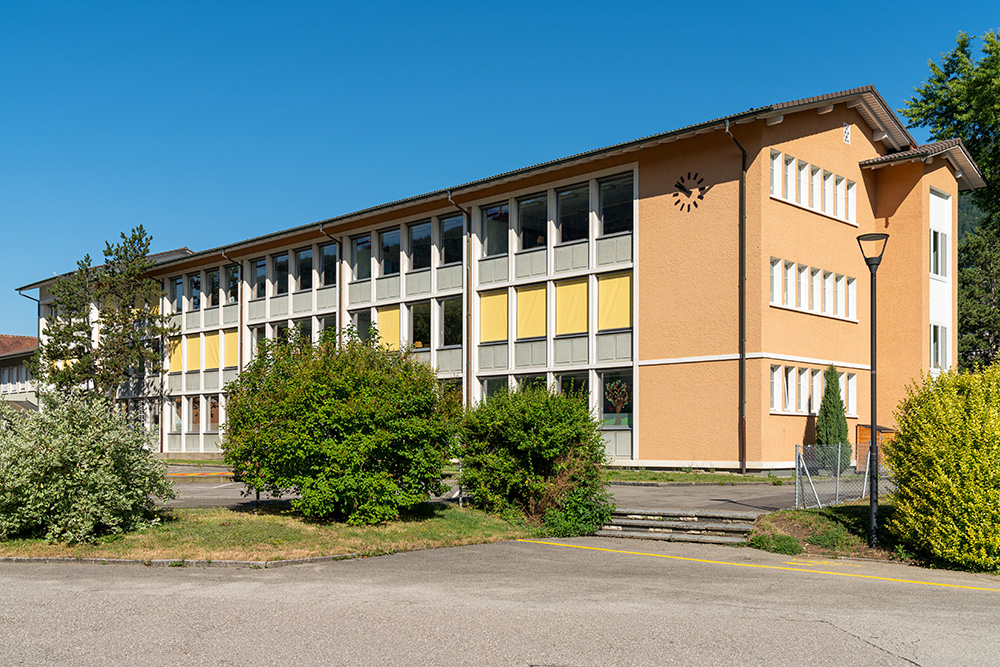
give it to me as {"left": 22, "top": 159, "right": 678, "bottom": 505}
{"left": 725, "top": 120, "right": 748, "bottom": 474}
{"left": 448, "top": 191, "right": 473, "bottom": 407}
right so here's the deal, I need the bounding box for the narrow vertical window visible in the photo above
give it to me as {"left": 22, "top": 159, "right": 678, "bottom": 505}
{"left": 377, "top": 306, "right": 399, "bottom": 350}
{"left": 251, "top": 259, "right": 267, "bottom": 299}
{"left": 296, "top": 248, "right": 313, "bottom": 291}
{"left": 295, "top": 317, "right": 312, "bottom": 342}
{"left": 848, "top": 374, "right": 857, "bottom": 415}
{"left": 823, "top": 171, "right": 834, "bottom": 214}
{"left": 846, "top": 180, "right": 857, "bottom": 223}
{"left": 409, "top": 221, "right": 432, "bottom": 270}
{"left": 171, "top": 397, "right": 182, "bottom": 432}
{"left": 811, "top": 369, "right": 822, "bottom": 414}
{"left": 835, "top": 274, "right": 846, "bottom": 316}
{"left": 273, "top": 253, "right": 289, "bottom": 295}
{"left": 482, "top": 204, "right": 509, "bottom": 257}
{"left": 783, "top": 261, "right": 795, "bottom": 307}
{"left": 208, "top": 396, "right": 221, "bottom": 432}
{"left": 835, "top": 176, "right": 845, "bottom": 219}
{"left": 188, "top": 274, "right": 201, "bottom": 311}
{"left": 441, "top": 297, "right": 463, "bottom": 347}
{"left": 600, "top": 173, "right": 633, "bottom": 235}
{"left": 353, "top": 309, "right": 371, "bottom": 342}
{"left": 811, "top": 166, "right": 822, "bottom": 211}
{"left": 518, "top": 194, "right": 548, "bottom": 251}
{"left": 784, "top": 155, "right": 796, "bottom": 201}
{"left": 799, "top": 368, "right": 809, "bottom": 414}
{"left": 784, "top": 366, "right": 796, "bottom": 412}
{"left": 797, "top": 265, "right": 808, "bottom": 309}
{"left": 379, "top": 228, "right": 401, "bottom": 276}
{"left": 770, "top": 151, "right": 782, "bottom": 196}
{"left": 225, "top": 265, "right": 240, "bottom": 303}
{"left": 770, "top": 365, "right": 782, "bottom": 410}
{"left": 823, "top": 271, "right": 834, "bottom": 314}
{"left": 811, "top": 268, "right": 821, "bottom": 313}
{"left": 320, "top": 243, "right": 338, "bottom": 287}
{"left": 601, "top": 370, "right": 633, "bottom": 427}
{"left": 170, "top": 277, "right": 184, "bottom": 312}
{"left": 847, "top": 277, "right": 856, "bottom": 319}
{"left": 770, "top": 259, "right": 781, "bottom": 304}
{"left": 205, "top": 269, "right": 220, "bottom": 307}
{"left": 189, "top": 396, "right": 201, "bottom": 432}
{"left": 352, "top": 235, "right": 371, "bottom": 281}
{"left": 440, "top": 214, "right": 464, "bottom": 265}
{"left": 410, "top": 301, "right": 431, "bottom": 348}
{"left": 797, "top": 161, "right": 809, "bottom": 206}
{"left": 557, "top": 183, "right": 589, "bottom": 243}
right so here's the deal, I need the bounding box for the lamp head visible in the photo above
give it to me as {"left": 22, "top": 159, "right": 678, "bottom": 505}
{"left": 857, "top": 233, "right": 889, "bottom": 269}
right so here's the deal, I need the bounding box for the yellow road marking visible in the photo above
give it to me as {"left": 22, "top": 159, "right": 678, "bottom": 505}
{"left": 790, "top": 559, "right": 862, "bottom": 568}
{"left": 516, "top": 539, "right": 1000, "bottom": 593}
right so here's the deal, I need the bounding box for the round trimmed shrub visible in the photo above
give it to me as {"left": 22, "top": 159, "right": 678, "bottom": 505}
{"left": 0, "top": 394, "right": 175, "bottom": 543}
{"left": 887, "top": 364, "right": 1000, "bottom": 571}
{"left": 460, "top": 385, "right": 612, "bottom": 536}
{"left": 222, "top": 332, "right": 455, "bottom": 525}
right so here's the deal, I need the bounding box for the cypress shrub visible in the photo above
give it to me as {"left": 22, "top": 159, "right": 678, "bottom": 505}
{"left": 815, "top": 364, "right": 851, "bottom": 471}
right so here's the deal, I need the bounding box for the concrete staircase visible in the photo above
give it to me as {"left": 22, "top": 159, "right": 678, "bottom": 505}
{"left": 597, "top": 508, "right": 760, "bottom": 545}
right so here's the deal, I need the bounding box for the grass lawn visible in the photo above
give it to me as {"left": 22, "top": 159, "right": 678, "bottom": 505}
{"left": 606, "top": 468, "right": 786, "bottom": 485}
{"left": 748, "top": 502, "right": 901, "bottom": 561}
{"left": 0, "top": 505, "right": 533, "bottom": 563}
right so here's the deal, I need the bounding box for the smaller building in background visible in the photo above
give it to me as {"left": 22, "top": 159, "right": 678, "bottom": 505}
{"left": 0, "top": 335, "right": 38, "bottom": 411}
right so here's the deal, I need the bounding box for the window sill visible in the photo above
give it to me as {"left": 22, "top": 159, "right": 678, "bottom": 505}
{"left": 406, "top": 267, "right": 432, "bottom": 275}
{"left": 556, "top": 238, "right": 588, "bottom": 248}
{"left": 769, "top": 302, "right": 857, "bottom": 323}
{"left": 554, "top": 332, "right": 587, "bottom": 340}
{"left": 770, "top": 194, "right": 858, "bottom": 227}
{"left": 437, "top": 344, "right": 463, "bottom": 351}
{"left": 930, "top": 273, "right": 949, "bottom": 283}
{"left": 349, "top": 278, "right": 371, "bottom": 285}
{"left": 479, "top": 340, "right": 507, "bottom": 346}
{"left": 293, "top": 289, "right": 312, "bottom": 295}
{"left": 479, "top": 255, "right": 508, "bottom": 262}
{"left": 378, "top": 273, "right": 400, "bottom": 279}
{"left": 599, "top": 230, "right": 633, "bottom": 240}
{"left": 438, "top": 261, "right": 463, "bottom": 269}
{"left": 601, "top": 424, "right": 633, "bottom": 430}
{"left": 597, "top": 327, "right": 633, "bottom": 335}
{"left": 770, "top": 410, "right": 858, "bottom": 418}
{"left": 515, "top": 336, "right": 546, "bottom": 343}
{"left": 515, "top": 246, "right": 546, "bottom": 256}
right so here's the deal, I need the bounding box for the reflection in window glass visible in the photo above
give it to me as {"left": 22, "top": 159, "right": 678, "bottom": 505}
{"left": 559, "top": 373, "right": 589, "bottom": 398}
{"left": 170, "top": 397, "right": 182, "bottom": 432}
{"left": 295, "top": 318, "right": 312, "bottom": 342}
{"left": 519, "top": 194, "right": 547, "bottom": 250}
{"left": 483, "top": 377, "right": 508, "bottom": 399}
{"left": 252, "top": 260, "right": 267, "bottom": 299}
{"left": 296, "top": 248, "right": 313, "bottom": 291}
{"left": 600, "top": 174, "right": 633, "bottom": 235}
{"left": 275, "top": 322, "right": 290, "bottom": 343}
{"left": 601, "top": 370, "right": 633, "bottom": 427}
{"left": 208, "top": 395, "right": 220, "bottom": 431}
{"left": 205, "top": 269, "right": 220, "bottom": 307}
{"left": 411, "top": 301, "right": 431, "bottom": 348}
{"left": 353, "top": 310, "right": 371, "bottom": 342}
{"left": 170, "top": 277, "right": 183, "bottom": 312}
{"left": 352, "top": 235, "right": 371, "bottom": 280}
{"left": 225, "top": 265, "right": 240, "bottom": 304}
{"left": 380, "top": 229, "right": 401, "bottom": 275}
{"left": 322, "top": 315, "right": 336, "bottom": 333}
{"left": 441, "top": 297, "right": 462, "bottom": 347}
{"left": 441, "top": 215, "right": 463, "bottom": 264}
{"left": 273, "top": 253, "right": 289, "bottom": 295}
{"left": 188, "top": 274, "right": 201, "bottom": 311}
{"left": 409, "top": 221, "right": 432, "bottom": 270}
{"left": 558, "top": 184, "right": 589, "bottom": 243}
{"left": 320, "top": 243, "right": 338, "bottom": 287}
{"left": 517, "top": 374, "right": 547, "bottom": 390}
{"left": 189, "top": 396, "right": 201, "bottom": 432}
{"left": 483, "top": 203, "right": 509, "bottom": 257}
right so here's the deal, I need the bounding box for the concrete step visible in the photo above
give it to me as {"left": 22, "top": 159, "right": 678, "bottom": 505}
{"left": 595, "top": 529, "right": 747, "bottom": 545}
{"left": 608, "top": 517, "right": 755, "bottom": 534}
{"left": 613, "top": 508, "right": 762, "bottom": 523}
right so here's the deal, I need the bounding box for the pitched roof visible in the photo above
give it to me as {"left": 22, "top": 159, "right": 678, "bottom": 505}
{"left": 16, "top": 247, "right": 194, "bottom": 292}
{"left": 859, "top": 139, "right": 986, "bottom": 190}
{"left": 0, "top": 335, "right": 37, "bottom": 359}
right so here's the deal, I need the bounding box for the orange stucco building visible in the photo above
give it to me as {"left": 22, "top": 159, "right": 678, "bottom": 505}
{"left": 23, "top": 86, "right": 984, "bottom": 469}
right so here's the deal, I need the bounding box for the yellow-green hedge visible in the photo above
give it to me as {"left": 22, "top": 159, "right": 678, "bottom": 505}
{"left": 888, "top": 364, "right": 1000, "bottom": 571}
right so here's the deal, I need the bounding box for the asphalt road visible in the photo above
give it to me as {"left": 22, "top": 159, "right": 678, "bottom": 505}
{"left": 3, "top": 536, "right": 998, "bottom": 665}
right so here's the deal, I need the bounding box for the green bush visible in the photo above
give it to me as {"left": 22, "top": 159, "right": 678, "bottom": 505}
{"left": 222, "top": 331, "right": 455, "bottom": 525}
{"left": 887, "top": 364, "right": 1000, "bottom": 571}
{"left": 0, "top": 394, "right": 175, "bottom": 543}
{"left": 460, "top": 386, "right": 612, "bottom": 537}
{"left": 815, "top": 364, "right": 851, "bottom": 471}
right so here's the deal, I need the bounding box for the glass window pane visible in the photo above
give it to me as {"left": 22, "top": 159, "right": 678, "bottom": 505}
{"left": 171, "top": 397, "right": 182, "bottom": 432}
{"left": 483, "top": 203, "right": 509, "bottom": 257}
{"left": 558, "top": 184, "right": 589, "bottom": 243}
{"left": 409, "top": 222, "right": 432, "bottom": 270}
{"left": 442, "top": 297, "right": 462, "bottom": 347}
{"left": 208, "top": 396, "right": 220, "bottom": 431}
{"left": 188, "top": 274, "right": 201, "bottom": 311}
{"left": 441, "top": 215, "right": 463, "bottom": 265}
{"left": 225, "top": 265, "right": 240, "bottom": 303}
{"left": 170, "top": 277, "right": 183, "bottom": 311}
{"left": 252, "top": 259, "right": 267, "bottom": 299}
{"left": 380, "top": 229, "right": 400, "bottom": 275}
{"left": 483, "top": 377, "right": 507, "bottom": 399}
{"left": 559, "top": 373, "right": 589, "bottom": 397}
{"left": 601, "top": 370, "right": 633, "bottom": 427}
{"left": 296, "top": 249, "right": 313, "bottom": 291}
{"left": 205, "top": 269, "right": 220, "bottom": 307}
{"left": 411, "top": 301, "right": 431, "bottom": 348}
{"left": 519, "top": 194, "right": 547, "bottom": 250}
{"left": 353, "top": 235, "right": 371, "bottom": 280}
{"left": 189, "top": 396, "right": 200, "bottom": 432}
{"left": 273, "top": 253, "right": 289, "bottom": 295}
{"left": 601, "top": 174, "right": 633, "bottom": 235}
{"left": 353, "top": 310, "right": 371, "bottom": 342}
{"left": 320, "top": 243, "right": 338, "bottom": 286}
{"left": 517, "top": 374, "right": 547, "bottom": 390}
{"left": 322, "top": 315, "right": 337, "bottom": 333}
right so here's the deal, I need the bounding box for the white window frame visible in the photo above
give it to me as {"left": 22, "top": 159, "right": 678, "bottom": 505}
{"left": 770, "top": 258, "right": 782, "bottom": 304}
{"left": 846, "top": 180, "right": 857, "bottom": 223}
{"left": 783, "top": 261, "right": 795, "bottom": 307}
{"left": 847, "top": 373, "right": 857, "bottom": 416}
{"left": 811, "top": 369, "right": 822, "bottom": 414}
{"left": 770, "top": 151, "right": 782, "bottom": 197}
{"left": 798, "top": 368, "right": 810, "bottom": 415}
{"left": 811, "top": 166, "right": 822, "bottom": 212}
{"left": 811, "top": 268, "right": 821, "bottom": 313}
{"left": 797, "top": 265, "right": 808, "bottom": 309}
{"left": 770, "top": 365, "right": 782, "bottom": 411}
{"left": 823, "top": 171, "right": 834, "bottom": 214}
{"left": 835, "top": 176, "right": 845, "bottom": 219}
{"left": 847, "top": 277, "right": 856, "bottom": 319}
{"left": 823, "top": 271, "right": 834, "bottom": 314}
{"left": 784, "top": 155, "right": 796, "bottom": 201}
{"left": 797, "top": 161, "right": 809, "bottom": 206}
{"left": 784, "top": 366, "right": 796, "bottom": 412}
{"left": 930, "top": 230, "right": 948, "bottom": 278}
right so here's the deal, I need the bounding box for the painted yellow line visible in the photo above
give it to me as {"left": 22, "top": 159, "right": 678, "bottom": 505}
{"left": 516, "top": 539, "right": 1000, "bottom": 593}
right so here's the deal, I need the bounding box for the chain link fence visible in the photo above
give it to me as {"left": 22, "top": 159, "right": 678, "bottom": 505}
{"left": 794, "top": 443, "right": 895, "bottom": 509}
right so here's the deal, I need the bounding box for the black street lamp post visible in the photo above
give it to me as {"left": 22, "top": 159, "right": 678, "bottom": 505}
{"left": 857, "top": 233, "right": 888, "bottom": 549}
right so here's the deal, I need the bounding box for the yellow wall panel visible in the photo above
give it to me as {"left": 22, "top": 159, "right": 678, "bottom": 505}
{"left": 516, "top": 284, "right": 547, "bottom": 339}
{"left": 185, "top": 334, "right": 201, "bottom": 372}
{"left": 204, "top": 332, "right": 220, "bottom": 370}
{"left": 480, "top": 290, "right": 508, "bottom": 343}
{"left": 598, "top": 272, "right": 632, "bottom": 330}
{"left": 378, "top": 306, "right": 400, "bottom": 350}
{"left": 168, "top": 337, "right": 182, "bottom": 373}
{"left": 223, "top": 329, "right": 238, "bottom": 368}
{"left": 555, "top": 279, "right": 588, "bottom": 335}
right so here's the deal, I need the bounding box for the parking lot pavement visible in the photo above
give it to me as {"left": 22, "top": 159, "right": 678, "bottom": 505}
{"left": 3, "top": 536, "right": 998, "bottom": 665}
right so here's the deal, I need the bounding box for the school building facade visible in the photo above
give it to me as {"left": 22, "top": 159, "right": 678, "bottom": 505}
{"left": 22, "top": 86, "right": 983, "bottom": 469}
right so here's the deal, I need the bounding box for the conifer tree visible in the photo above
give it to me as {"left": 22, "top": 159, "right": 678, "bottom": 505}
{"left": 815, "top": 364, "right": 850, "bottom": 470}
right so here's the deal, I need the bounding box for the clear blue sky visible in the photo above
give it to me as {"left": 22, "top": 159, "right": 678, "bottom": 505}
{"left": 1, "top": 2, "right": 995, "bottom": 336}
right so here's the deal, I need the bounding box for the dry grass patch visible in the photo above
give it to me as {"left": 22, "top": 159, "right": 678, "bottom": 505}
{"left": 0, "top": 504, "right": 532, "bottom": 563}
{"left": 749, "top": 503, "right": 903, "bottom": 561}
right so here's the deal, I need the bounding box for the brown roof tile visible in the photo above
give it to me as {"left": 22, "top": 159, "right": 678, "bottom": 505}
{"left": 0, "top": 335, "right": 37, "bottom": 358}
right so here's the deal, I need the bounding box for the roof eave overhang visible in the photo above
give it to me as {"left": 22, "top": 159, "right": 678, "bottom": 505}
{"left": 860, "top": 143, "right": 987, "bottom": 191}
